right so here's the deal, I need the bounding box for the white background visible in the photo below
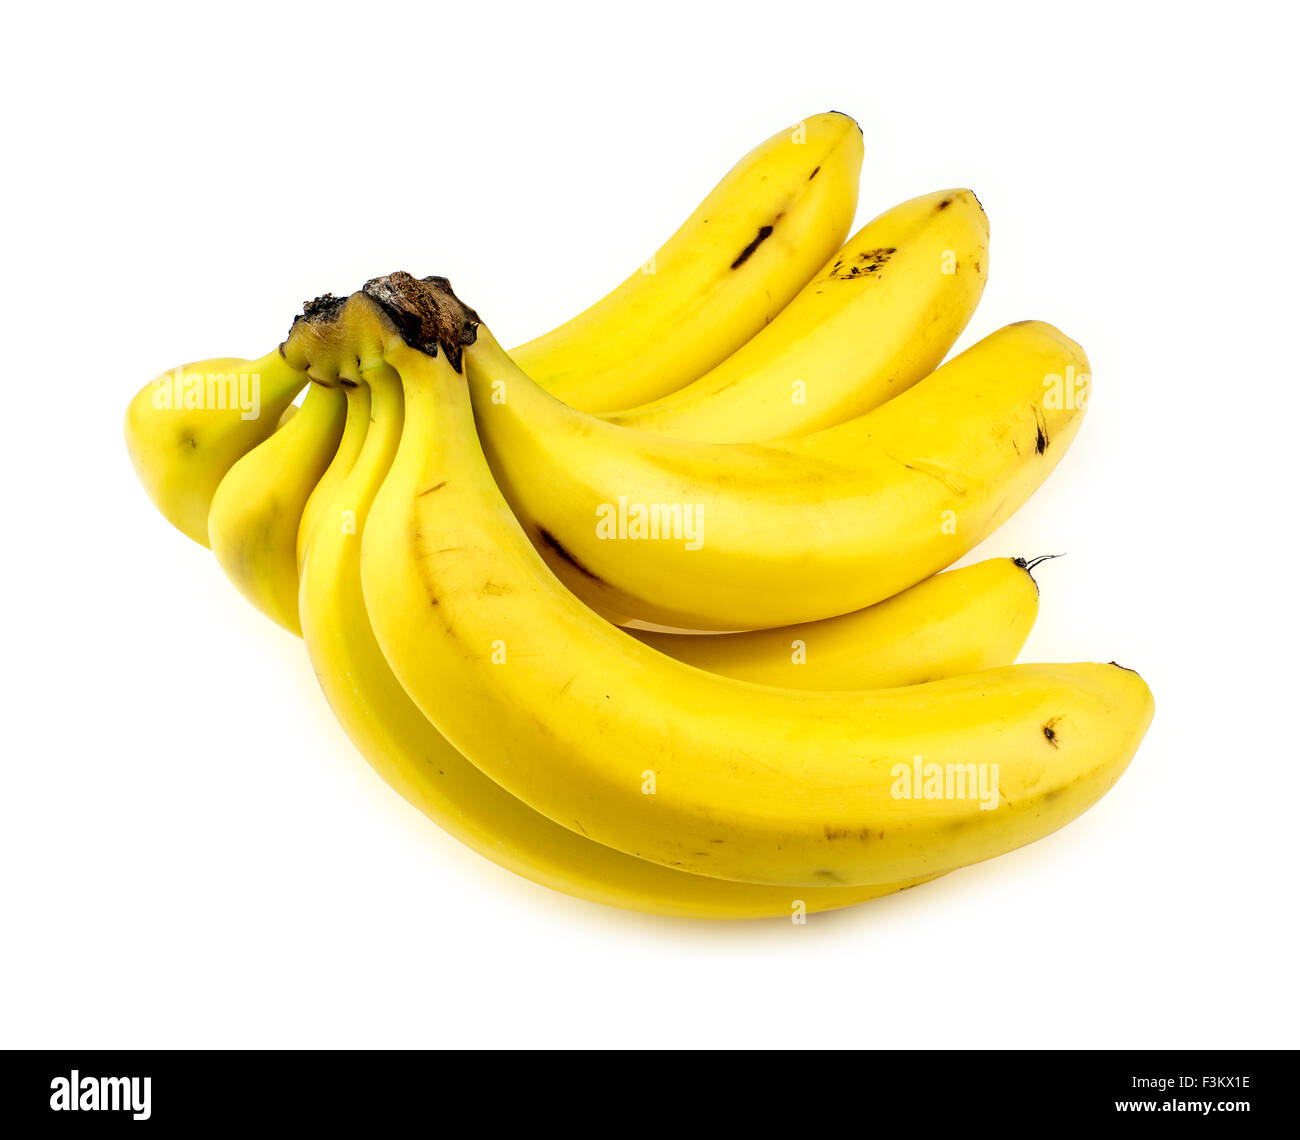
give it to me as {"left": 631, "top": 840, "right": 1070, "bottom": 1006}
{"left": 2, "top": 0, "right": 1295, "bottom": 1049}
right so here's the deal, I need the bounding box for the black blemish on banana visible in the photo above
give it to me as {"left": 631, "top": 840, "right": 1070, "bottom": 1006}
{"left": 1033, "top": 407, "right": 1050, "bottom": 454}
{"left": 731, "top": 224, "right": 775, "bottom": 269}
{"left": 536, "top": 526, "right": 603, "bottom": 584}
{"left": 829, "top": 247, "right": 896, "bottom": 281}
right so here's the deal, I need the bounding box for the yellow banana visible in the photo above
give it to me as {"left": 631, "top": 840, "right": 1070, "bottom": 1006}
{"left": 434, "top": 276, "right": 1089, "bottom": 630}
{"left": 602, "top": 188, "right": 988, "bottom": 441}
{"left": 124, "top": 351, "right": 306, "bottom": 545}
{"left": 207, "top": 381, "right": 347, "bottom": 633}
{"left": 287, "top": 288, "right": 1153, "bottom": 889}
{"left": 299, "top": 363, "right": 1038, "bottom": 917}
{"left": 297, "top": 383, "right": 371, "bottom": 573}
{"left": 511, "top": 111, "right": 863, "bottom": 411}
{"left": 632, "top": 556, "right": 1039, "bottom": 688}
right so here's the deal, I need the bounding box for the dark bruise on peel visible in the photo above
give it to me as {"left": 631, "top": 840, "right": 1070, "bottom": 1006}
{"left": 830, "top": 247, "right": 895, "bottom": 281}
{"left": 808, "top": 165, "right": 821, "bottom": 180}
{"left": 731, "top": 224, "right": 774, "bottom": 269}
{"left": 536, "top": 527, "right": 602, "bottom": 582}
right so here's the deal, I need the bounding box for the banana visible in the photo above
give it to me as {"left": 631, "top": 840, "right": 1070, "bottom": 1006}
{"left": 297, "top": 361, "right": 1038, "bottom": 917}
{"left": 124, "top": 351, "right": 307, "bottom": 545}
{"left": 632, "top": 556, "right": 1039, "bottom": 688}
{"left": 297, "top": 383, "right": 372, "bottom": 573}
{"left": 602, "top": 188, "right": 988, "bottom": 441}
{"left": 287, "top": 286, "right": 1153, "bottom": 889}
{"left": 436, "top": 278, "right": 1090, "bottom": 630}
{"left": 207, "top": 381, "right": 347, "bottom": 633}
{"left": 511, "top": 111, "right": 863, "bottom": 411}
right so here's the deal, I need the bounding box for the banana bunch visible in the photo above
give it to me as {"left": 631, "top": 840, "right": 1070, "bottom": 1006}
{"left": 124, "top": 112, "right": 1153, "bottom": 918}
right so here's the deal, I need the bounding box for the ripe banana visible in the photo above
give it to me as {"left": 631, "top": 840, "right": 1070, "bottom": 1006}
{"left": 293, "top": 284, "right": 1152, "bottom": 888}
{"left": 298, "top": 383, "right": 372, "bottom": 573}
{"left": 510, "top": 111, "right": 863, "bottom": 411}
{"left": 298, "top": 357, "right": 1041, "bottom": 917}
{"left": 207, "top": 381, "right": 347, "bottom": 633}
{"left": 602, "top": 188, "right": 988, "bottom": 441}
{"left": 448, "top": 285, "right": 1090, "bottom": 630}
{"left": 632, "top": 556, "right": 1039, "bottom": 688}
{"left": 124, "top": 351, "right": 307, "bottom": 545}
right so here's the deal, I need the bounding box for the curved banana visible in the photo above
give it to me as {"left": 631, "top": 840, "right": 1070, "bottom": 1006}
{"left": 602, "top": 188, "right": 988, "bottom": 441}
{"left": 124, "top": 351, "right": 307, "bottom": 545}
{"left": 297, "top": 383, "right": 371, "bottom": 573}
{"left": 207, "top": 381, "right": 347, "bottom": 633}
{"left": 297, "top": 289, "right": 1153, "bottom": 889}
{"left": 512, "top": 111, "right": 863, "bottom": 411}
{"left": 298, "top": 365, "right": 1023, "bottom": 917}
{"left": 632, "top": 556, "right": 1038, "bottom": 688}
{"left": 439, "top": 281, "right": 1090, "bottom": 630}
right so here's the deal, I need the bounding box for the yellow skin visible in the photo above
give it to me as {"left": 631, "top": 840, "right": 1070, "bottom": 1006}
{"left": 633, "top": 556, "right": 1039, "bottom": 689}
{"left": 300, "top": 367, "right": 1033, "bottom": 916}
{"left": 469, "top": 318, "right": 1089, "bottom": 630}
{"left": 603, "top": 188, "right": 989, "bottom": 441}
{"left": 297, "top": 383, "right": 371, "bottom": 573}
{"left": 207, "top": 381, "right": 347, "bottom": 634}
{"left": 123, "top": 351, "right": 306, "bottom": 545}
{"left": 293, "top": 295, "right": 1153, "bottom": 890}
{"left": 510, "top": 111, "right": 863, "bottom": 410}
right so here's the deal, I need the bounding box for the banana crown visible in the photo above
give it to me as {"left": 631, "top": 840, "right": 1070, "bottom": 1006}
{"left": 282, "top": 272, "right": 480, "bottom": 385}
